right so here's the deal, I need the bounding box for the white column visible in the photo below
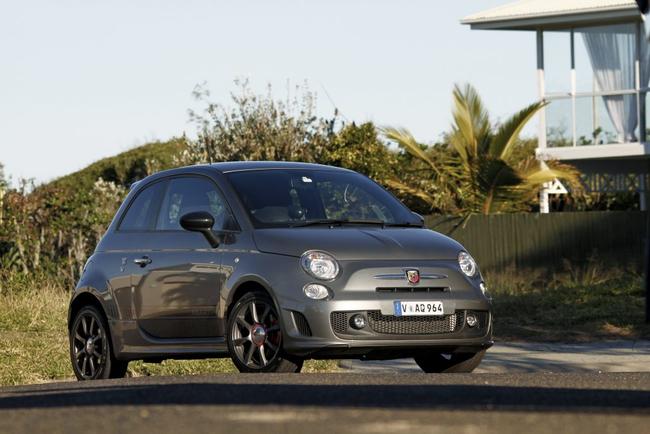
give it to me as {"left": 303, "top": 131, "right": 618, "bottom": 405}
{"left": 570, "top": 29, "right": 577, "bottom": 147}
{"left": 537, "top": 29, "right": 550, "bottom": 213}
{"left": 540, "top": 162, "right": 550, "bottom": 214}
{"left": 537, "top": 30, "right": 546, "bottom": 150}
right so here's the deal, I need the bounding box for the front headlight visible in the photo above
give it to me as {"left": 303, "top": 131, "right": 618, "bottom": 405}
{"left": 458, "top": 251, "right": 477, "bottom": 277}
{"left": 300, "top": 250, "right": 340, "bottom": 280}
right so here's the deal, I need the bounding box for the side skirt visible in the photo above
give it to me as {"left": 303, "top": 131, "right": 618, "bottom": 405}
{"left": 110, "top": 319, "right": 229, "bottom": 361}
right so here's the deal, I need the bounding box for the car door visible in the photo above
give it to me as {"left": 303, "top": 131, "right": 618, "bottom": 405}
{"left": 131, "top": 175, "right": 233, "bottom": 339}
{"left": 109, "top": 179, "right": 168, "bottom": 324}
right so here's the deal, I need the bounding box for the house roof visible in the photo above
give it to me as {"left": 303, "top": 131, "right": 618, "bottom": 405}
{"left": 462, "top": 0, "right": 641, "bottom": 30}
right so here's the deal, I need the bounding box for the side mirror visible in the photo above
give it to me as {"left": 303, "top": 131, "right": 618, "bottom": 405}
{"left": 180, "top": 211, "right": 220, "bottom": 248}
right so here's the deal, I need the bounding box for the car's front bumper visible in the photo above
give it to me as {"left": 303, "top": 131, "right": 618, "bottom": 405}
{"left": 233, "top": 255, "right": 494, "bottom": 359}
{"left": 278, "top": 291, "right": 493, "bottom": 359}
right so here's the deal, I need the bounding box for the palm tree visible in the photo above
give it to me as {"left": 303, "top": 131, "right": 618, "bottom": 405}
{"left": 383, "top": 84, "right": 581, "bottom": 215}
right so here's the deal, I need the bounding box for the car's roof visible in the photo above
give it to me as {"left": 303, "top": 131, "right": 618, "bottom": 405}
{"left": 130, "top": 161, "right": 353, "bottom": 190}
{"left": 209, "top": 161, "right": 352, "bottom": 173}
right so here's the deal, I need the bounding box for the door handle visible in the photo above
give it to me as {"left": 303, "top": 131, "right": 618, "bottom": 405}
{"left": 133, "top": 256, "right": 152, "bottom": 267}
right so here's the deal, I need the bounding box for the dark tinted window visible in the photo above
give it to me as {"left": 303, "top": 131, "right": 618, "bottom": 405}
{"left": 156, "top": 177, "right": 233, "bottom": 231}
{"left": 226, "top": 169, "right": 418, "bottom": 228}
{"left": 119, "top": 181, "right": 166, "bottom": 231}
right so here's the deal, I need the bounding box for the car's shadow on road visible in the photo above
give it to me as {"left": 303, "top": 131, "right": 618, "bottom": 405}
{"left": 1, "top": 379, "right": 649, "bottom": 414}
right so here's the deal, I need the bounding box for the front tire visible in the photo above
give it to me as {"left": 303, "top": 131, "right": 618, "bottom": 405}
{"left": 69, "top": 306, "right": 128, "bottom": 380}
{"left": 414, "top": 350, "right": 486, "bottom": 373}
{"left": 227, "top": 291, "right": 303, "bottom": 373}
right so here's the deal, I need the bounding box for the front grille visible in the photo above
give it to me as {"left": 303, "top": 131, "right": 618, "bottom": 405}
{"left": 367, "top": 310, "right": 463, "bottom": 335}
{"left": 330, "top": 310, "right": 464, "bottom": 336}
{"left": 376, "top": 287, "right": 448, "bottom": 293}
{"left": 291, "top": 311, "right": 312, "bottom": 336}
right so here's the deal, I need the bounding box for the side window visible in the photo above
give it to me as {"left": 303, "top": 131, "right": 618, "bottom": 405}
{"left": 156, "top": 177, "right": 234, "bottom": 231}
{"left": 119, "top": 181, "right": 166, "bottom": 231}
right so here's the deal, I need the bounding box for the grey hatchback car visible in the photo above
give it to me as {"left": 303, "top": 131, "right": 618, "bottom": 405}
{"left": 68, "top": 162, "right": 492, "bottom": 379}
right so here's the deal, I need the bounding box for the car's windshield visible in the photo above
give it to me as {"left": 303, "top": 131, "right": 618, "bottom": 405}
{"left": 226, "top": 169, "right": 420, "bottom": 229}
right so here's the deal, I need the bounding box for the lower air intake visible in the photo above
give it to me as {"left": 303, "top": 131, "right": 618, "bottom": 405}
{"left": 330, "top": 311, "right": 464, "bottom": 335}
{"left": 291, "top": 311, "right": 312, "bottom": 337}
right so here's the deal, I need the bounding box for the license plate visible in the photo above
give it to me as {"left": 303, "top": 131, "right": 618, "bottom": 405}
{"left": 393, "top": 301, "right": 444, "bottom": 316}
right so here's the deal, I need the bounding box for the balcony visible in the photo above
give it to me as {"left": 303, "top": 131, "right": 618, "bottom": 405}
{"left": 535, "top": 23, "right": 650, "bottom": 161}
{"left": 538, "top": 92, "right": 650, "bottom": 161}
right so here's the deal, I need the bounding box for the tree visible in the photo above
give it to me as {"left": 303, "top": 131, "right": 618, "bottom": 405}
{"left": 319, "top": 122, "right": 398, "bottom": 182}
{"left": 0, "top": 163, "right": 7, "bottom": 226}
{"left": 383, "top": 84, "right": 581, "bottom": 215}
{"left": 0, "top": 162, "right": 7, "bottom": 190}
{"left": 381, "top": 129, "right": 462, "bottom": 214}
{"left": 182, "top": 79, "right": 337, "bottom": 165}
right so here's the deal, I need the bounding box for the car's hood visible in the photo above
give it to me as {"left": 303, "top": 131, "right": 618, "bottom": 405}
{"left": 252, "top": 227, "right": 463, "bottom": 260}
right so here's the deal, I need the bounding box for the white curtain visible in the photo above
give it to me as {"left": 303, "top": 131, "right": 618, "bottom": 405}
{"left": 581, "top": 24, "right": 650, "bottom": 143}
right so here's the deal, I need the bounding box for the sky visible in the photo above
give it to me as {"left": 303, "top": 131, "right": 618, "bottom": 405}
{"left": 0, "top": 0, "right": 536, "bottom": 184}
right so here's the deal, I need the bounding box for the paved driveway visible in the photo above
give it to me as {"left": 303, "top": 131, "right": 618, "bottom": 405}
{"left": 340, "top": 340, "right": 650, "bottom": 373}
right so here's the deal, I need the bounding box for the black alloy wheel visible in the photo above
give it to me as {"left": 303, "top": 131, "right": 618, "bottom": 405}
{"left": 227, "top": 291, "right": 302, "bottom": 373}
{"left": 70, "top": 305, "right": 128, "bottom": 380}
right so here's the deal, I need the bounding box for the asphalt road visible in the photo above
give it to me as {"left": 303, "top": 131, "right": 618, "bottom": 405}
{"left": 1, "top": 373, "right": 649, "bottom": 434}
{"left": 343, "top": 340, "right": 650, "bottom": 373}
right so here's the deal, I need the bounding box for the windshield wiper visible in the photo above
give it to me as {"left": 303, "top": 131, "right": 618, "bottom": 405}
{"left": 384, "top": 221, "right": 425, "bottom": 228}
{"left": 291, "top": 219, "right": 386, "bottom": 228}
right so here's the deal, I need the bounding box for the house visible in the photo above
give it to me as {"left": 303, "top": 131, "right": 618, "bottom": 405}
{"left": 462, "top": 0, "right": 650, "bottom": 212}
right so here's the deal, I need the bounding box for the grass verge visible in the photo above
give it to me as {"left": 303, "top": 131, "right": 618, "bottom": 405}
{"left": 1, "top": 263, "right": 648, "bottom": 385}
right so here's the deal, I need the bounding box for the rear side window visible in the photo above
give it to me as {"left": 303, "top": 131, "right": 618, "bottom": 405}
{"left": 156, "top": 177, "right": 233, "bottom": 231}
{"left": 118, "top": 181, "right": 166, "bottom": 231}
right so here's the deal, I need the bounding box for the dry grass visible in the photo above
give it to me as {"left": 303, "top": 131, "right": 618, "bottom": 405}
{"left": 486, "top": 261, "right": 650, "bottom": 342}
{"left": 0, "top": 284, "right": 70, "bottom": 385}
{"left": 0, "top": 281, "right": 338, "bottom": 386}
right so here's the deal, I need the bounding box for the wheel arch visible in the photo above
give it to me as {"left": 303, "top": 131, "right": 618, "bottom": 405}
{"left": 68, "top": 291, "right": 107, "bottom": 330}
{"left": 225, "top": 276, "right": 281, "bottom": 321}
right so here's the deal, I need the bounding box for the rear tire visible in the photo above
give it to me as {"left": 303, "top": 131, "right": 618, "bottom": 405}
{"left": 69, "top": 305, "right": 128, "bottom": 380}
{"left": 227, "top": 291, "right": 303, "bottom": 373}
{"left": 414, "top": 350, "right": 486, "bottom": 373}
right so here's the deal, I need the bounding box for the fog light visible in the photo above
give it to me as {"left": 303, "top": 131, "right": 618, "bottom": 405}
{"left": 466, "top": 313, "right": 478, "bottom": 328}
{"left": 479, "top": 282, "right": 487, "bottom": 294}
{"left": 351, "top": 314, "right": 366, "bottom": 329}
{"left": 303, "top": 283, "right": 329, "bottom": 300}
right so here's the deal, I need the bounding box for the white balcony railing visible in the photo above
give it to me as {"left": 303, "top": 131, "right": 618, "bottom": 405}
{"left": 545, "top": 89, "right": 644, "bottom": 148}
